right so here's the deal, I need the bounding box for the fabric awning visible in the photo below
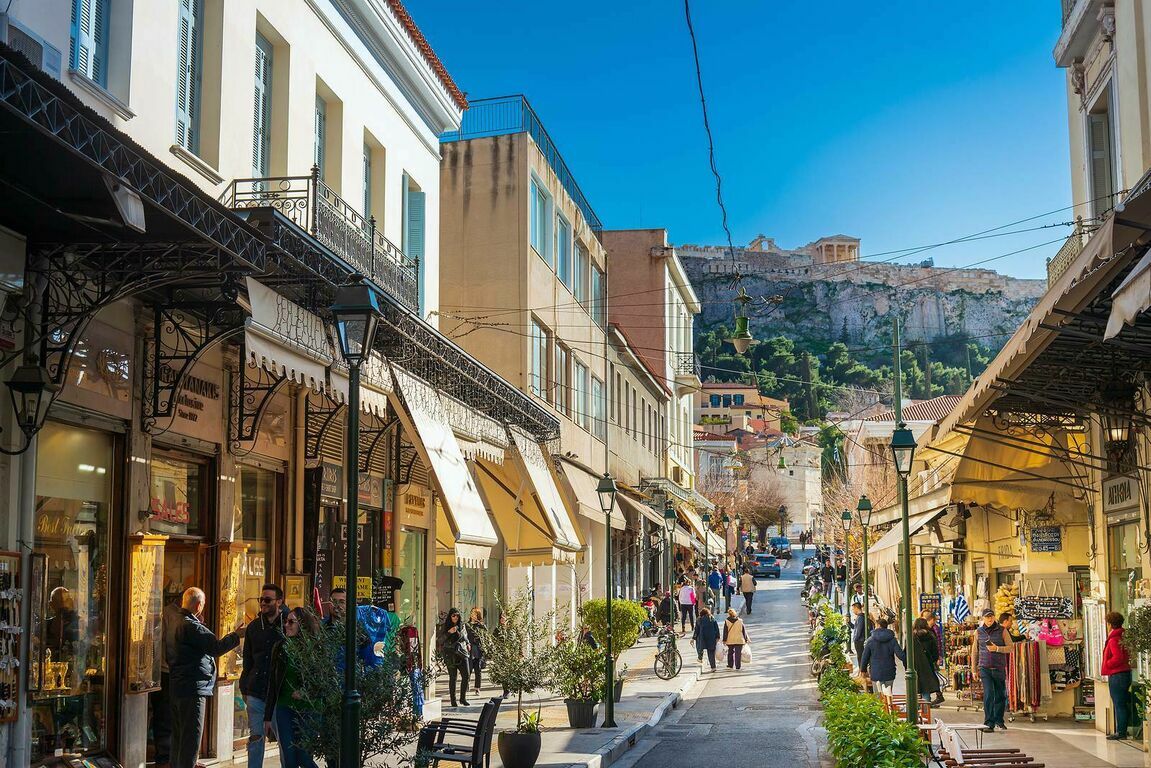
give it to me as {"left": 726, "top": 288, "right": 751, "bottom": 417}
{"left": 617, "top": 492, "right": 663, "bottom": 528}
{"left": 245, "top": 320, "right": 330, "bottom": 393}
{"left": 558, "top": 460, "right": 626, "bottom": 530}
{"left": 509, "top": 430, "right": 584, "bottom": 549}
{"left": 329, "top": 355, "right": 391, "bottom": 417}
{"left": 869, "top": 485, "right": 954, "bottom": 528}
{"left": 677, "top": 506, "right": 708, "bottom": 545}
{"left": 706, "top": 531, "right": 725, "bottom": 555}
{"left": 244, "top": 278, "right": 333, "bottom": 392}
{"left": 474, "top": 457, "right": 581, "bottom": 567}
{"left": 1107, "top": 248, "right": 1151, "bottom": 339}
{"left": 867, "top": 508, "right": 947, "bottom": 570}
{"left": 392, "top": 365, "right": 496, "bottom": 566}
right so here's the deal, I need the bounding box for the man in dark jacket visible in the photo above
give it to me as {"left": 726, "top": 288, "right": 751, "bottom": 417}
{"left": 656, "top": 591, "right": 675, "bottom": 626}
{"left": 171, "top": 587, "right": 242, "bottom": 768}
{"left": 821, "top": 561, "right": 835, "bottom": 597}
{"left": 850, "top": 602, "right": 871, "bottom": 667}
{"left": 239, "top": 583, "right": 285, "bottom": 768}
{"left": 860, "top": 616, "right": 906, "bottom": 695}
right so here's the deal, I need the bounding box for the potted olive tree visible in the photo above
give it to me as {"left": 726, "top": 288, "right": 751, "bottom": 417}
{"left": 476, "top": 591, "right": 556, "bottom": 768}
{"left": 579, "top": 598, "right": 646, "bottom": 702}
{"left": 552, "top": 638, "right": 605, "bottom": 728}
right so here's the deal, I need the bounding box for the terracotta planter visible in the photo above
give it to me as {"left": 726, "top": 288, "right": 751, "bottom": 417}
{"left": 497, "top": 730, "right": 542, "bottom": 768}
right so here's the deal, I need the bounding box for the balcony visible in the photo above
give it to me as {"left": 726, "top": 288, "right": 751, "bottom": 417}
{"left": 1046, "top": 220, "right": 1098, "bottom": 286}
{"left": 672, "top": 351, "right": 702, "bottom": 396}
{"left": 228, "top": 168, "right": 419, "bottom": 312}
{"left": 1055, "top": 0, "right": 1110, "bottom": 67}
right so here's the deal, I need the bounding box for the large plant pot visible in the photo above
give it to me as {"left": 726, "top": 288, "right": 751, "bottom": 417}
{"left": 498, "top": 730, "right": 542, "bottom": 768}
{"left": 613, "top": 680, "right": 624, "bottom": 703}
{"left": 564, "top": 698, "right": 599, "bottom": 728}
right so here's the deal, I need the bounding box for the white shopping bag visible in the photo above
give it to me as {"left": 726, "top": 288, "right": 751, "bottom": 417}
{"left": 741, "top": 644, "right": 752, "bottom": 664}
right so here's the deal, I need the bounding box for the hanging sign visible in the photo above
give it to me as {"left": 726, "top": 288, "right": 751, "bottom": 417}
{"left": 1015, "top": 595, "right": 1074, "bottom": 620}
{"left": 321, "top": 462, "right": 343, "bottom": 499}
{"left": 1104, "top": 475, "right": 1139, "bottom": 520}
{"left": 1029, "top": 526, "right": 1062, "bottom": 553}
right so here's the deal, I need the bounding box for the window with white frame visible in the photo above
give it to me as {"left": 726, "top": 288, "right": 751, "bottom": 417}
{"left": 574, "top": 243, "right": 590, "bottom": 305}
{"left": 530, "top": 178, "right": 551, "bottom": 265}
{"left": 556, "top": 214, "right": 572, "bottom": 289}
{"left": 573, "top": 360, "right": 589, "bottom": 429}
{"left": 592, "top": 376, "right": 606, "bottom": 440}
{"left": 555, "top": 344, "right": 570, "bottom": 416}
{"left": 590, "top": 267, "right": 606, "bottom": 326}
{"left": 530, "top": 319, "right": 550, "bottom": 400}
{"left": 1088, "top": 98, "right": 1118, "bottom": 218}
{"left": 174, "top": 0, "right": 203, "bottom": 153}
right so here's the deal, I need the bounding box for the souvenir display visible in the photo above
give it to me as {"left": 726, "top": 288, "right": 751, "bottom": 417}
{"left": 125, "top": 535, "right": 166, "bottom": 693}
{"left": 0, "top": 552, "right": 21, "bottom": 723}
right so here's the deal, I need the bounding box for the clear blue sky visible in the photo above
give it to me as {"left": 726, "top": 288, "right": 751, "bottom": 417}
{"left": 410, "top": 1, "right": 1071, "bottom": 280}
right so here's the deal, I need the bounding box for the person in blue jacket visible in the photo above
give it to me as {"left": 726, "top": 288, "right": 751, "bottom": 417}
{"left": 170, "top": 587, "right": 243, "bottom": 768}
{"left": 860, "top": 616, "right": 906, "bottom": 696}
{"left": 707, "top": 567, "right": 723, "bottom": 608}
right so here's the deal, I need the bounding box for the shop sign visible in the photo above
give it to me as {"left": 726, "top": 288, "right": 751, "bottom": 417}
{"left": 321, "top": 462, "right": 343, "bottom": 499}
{"left": 332, "top": 576, "right": 373, "bottom": 594}
{"left": 1104, "top": 475, "right": 1139, "bottom": 517}
{"left": 1029, "top": 526, "right": 1062, "bottom": 552}
{"left": 359, "top": 474, "right": 384, "bottom": 508}
{"left": 399, "top": 484, "right": 430, "bottom": 527}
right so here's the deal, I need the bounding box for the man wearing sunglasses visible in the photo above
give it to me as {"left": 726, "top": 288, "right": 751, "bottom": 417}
{"left": 239, "top": 583, "right": 286, "bottom": 767}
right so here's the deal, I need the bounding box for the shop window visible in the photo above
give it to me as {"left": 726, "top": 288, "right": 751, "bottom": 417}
{"left": 30, "top": 422, "right": 115, "bottom": 760}
{"left": 149, "top": 455, "right": 207, "bottom": 536}
{"left": 396, "top": 528, "right": 426, "bottom": 633}
{"left": 1109, "top": 521, "right": 1142, "bottom": 618}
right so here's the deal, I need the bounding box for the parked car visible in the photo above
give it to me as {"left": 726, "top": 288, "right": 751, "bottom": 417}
{"left": 751, "top": 554, "right": 781, "bottom": 579}
{"left": 770, "top": 536, "right": 793, "bottom": 560}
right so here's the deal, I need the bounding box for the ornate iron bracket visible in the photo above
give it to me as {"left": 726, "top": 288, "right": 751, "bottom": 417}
{"left": 142, "top": 300, "right": 246, "bottom": 433}
{"left": 304, "top": 390, "right": 345, "bottom": 463}
{"left": 359, "top": 415, "right": 399, "bottom": 474}
{"left": 230, "top": 350, "right": 289, "bottom": 451}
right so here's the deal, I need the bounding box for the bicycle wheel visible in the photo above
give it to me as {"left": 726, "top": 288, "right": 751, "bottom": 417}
{"left": 654, "top": 649, "right": 683, "bottom": 680}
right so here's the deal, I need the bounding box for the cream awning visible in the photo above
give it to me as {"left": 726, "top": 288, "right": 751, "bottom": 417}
{"left": 558, "top": 460, "right": 626, "bottom": 530}
{"left": 509, "top": 430, "right": 584, "bottom": 550}
{"left": 869, "top": 485, "right": 954, "bottom": 528}
{"left": 244, "top": 278, "right": 334, "bottom": 392}
{"left": 867, "top": 508, "right": 946, "bottom": 570}
{"left": 473, "top": 457, "right": 582, "bottom": 567}
{"left": 392, "top": 365, "right": 496, "bottom": 566}
{"left": 677, "top": 506, "right": 708, "bottom": 547}
{"left": 617, "top": 492, "right": 663, "bottom": 528}
{"left": 1105, "top": 184, "right": 1151, "bottom": 338}
{"left": 706, "top": 531, "right": 725, "bottom": 555}
{"left": 329, "top": 354, "right": 391, "bottom": 417}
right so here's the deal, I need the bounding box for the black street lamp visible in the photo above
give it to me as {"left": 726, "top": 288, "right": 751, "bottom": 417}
{"left": 856, "top": 495, "right": 873, "bottom": 634}
{"left": 890, "top": 416, "right": 918, "bottom": 724}
{"left": 6, "top": 357, "right": 56, "bottom": 442}
{"left": 701, "top": 510, "right": 712, "bottom": 574}
{"left": 331, "top": 276, "right": 383, "bottom": 768}
{"left": 663, "top": 500, "right": 676, "bottom": 600}
{"left": 596, "top": 473, "right": 619, "bottom": 728}
{"left": 840, "top": 508, "right": 853, "bottom": 617}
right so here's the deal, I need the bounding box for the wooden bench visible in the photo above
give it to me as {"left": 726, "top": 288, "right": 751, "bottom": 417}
{"left": 416, "top": 696, "right": 504, "bottom": 768}
{"left": 936, "top": 725, "right": 1044, "bottom": 768}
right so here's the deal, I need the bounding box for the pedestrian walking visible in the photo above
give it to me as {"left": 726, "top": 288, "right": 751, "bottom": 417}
{"left": 913, "top": 618, "right": 944, "bottom": 706}
{"left": 970, "top": 608, "right": 1011, "bottom": 733}
{"left": 265, "top": 607, "right": 321, "bottom": 768}
{"left": 436, "top": 608, "right": 472, "bottom": 707}
{"left": 850, "top": 602, "right": 870, "bottom": 667}
{"left": 656, "top": 590, "right": 675, "bottom": 626}
{"left": 722, "top": 608, "right": 749, "bottom": 670}
{"left": 693, "top": 606, "right": 720, "bottom": 671}
{"left": 739, "top": 570, "right": 757, "bottom": 614}
{"left": 1102, "top": 611, "right": 1132, "bottom": 740}
{"left": 851, "top": 583, "right": 865, "bottom": 607}
{"left": 678, "top": 580, "right": 697, "bottom": 632}
{"left": 821, "top": 560, "right": 835, "bottom": 598}
{"left": 170, "top": 588, "right": 243, "bottom": 768}
{"left": 724, "top": 570, "right": 736, "bottom": 611}
{"left": 860, "top": 616, "right": 905, "bottom": 696}
{"left": 834, "top": 559, "right": 847, "bottom": 597}
{"left": 707, "top": 566, "right": 723, "bottom": 608}
{"left": 240, "top": 583, "right": 286, "bottom": 768}
{"left": 467, "top": 607, "right": 487, "bottom": 695}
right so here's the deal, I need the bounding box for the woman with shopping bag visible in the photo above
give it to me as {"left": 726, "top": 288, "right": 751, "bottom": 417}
{"left": 722, "top": 608, "right": 751, "bottom": 670}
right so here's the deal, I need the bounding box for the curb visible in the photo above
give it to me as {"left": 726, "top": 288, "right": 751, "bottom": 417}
{"left": 579, "top": 668, "right": 702, "bottom": 768}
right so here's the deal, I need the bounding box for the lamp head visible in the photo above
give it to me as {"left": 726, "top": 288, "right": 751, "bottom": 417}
{"left": 330, "top": 276, "right": 383, "bottom": 365}
{"left": 856, "top": 495, "right": 873, "bottom": 528}
{"left": 889, "top": 423, "right": 917, "bottom": 479}
{"left": 7, "top": 359, "right": 57, "bottom": 438}
{"left": 840, "top": 508, "right": 852, "bottom": 532}
{"left": 663, "top": 499, "right": 677, "bottom": 535}
{"left": 596, "top": 472, "right": 618, "bottom": 516}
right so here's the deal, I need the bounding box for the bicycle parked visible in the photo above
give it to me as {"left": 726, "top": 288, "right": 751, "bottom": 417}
{"left": 654, "top": 624, "right": 683, "bottom": 680}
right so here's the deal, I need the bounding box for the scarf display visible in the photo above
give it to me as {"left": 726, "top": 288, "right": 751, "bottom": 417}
{"left": 1007, "top": 640, "right": 1051, "bottom": 712}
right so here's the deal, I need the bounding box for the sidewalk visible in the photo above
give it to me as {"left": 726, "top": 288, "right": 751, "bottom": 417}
{"left": 443, "top": 633, "right": 701, "bottom": 768}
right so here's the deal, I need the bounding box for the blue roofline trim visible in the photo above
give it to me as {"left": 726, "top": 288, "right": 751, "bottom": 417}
{"left": 440, "top": 95, "right": 603, "bottom": 235}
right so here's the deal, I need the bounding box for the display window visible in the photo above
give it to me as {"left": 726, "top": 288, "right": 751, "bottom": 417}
{"left": 1109, "top": 521, "right": 1142, "bottom": 618}
{"left": 149, "top": 456, "right": 207, "bottom": 537}
{"left": 30, "top": 422, "right": 116, "bottom": 762}
{"left": 396, "top": 528, "right": 427, "bottom": 635}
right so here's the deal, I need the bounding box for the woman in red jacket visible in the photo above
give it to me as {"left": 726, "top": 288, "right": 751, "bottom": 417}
{"left": 1102, "top": 611, "right": 1132, "bottom": 740}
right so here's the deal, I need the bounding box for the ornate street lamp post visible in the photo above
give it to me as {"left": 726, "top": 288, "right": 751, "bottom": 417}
{"left": 663, "top": 500, "right": 676, "bottom": 601}
{"left": 331, "top": 277, "right": 383, "bottom": 768}
{"left": 841, "top": 508, "right": 852, "bottom": 617}
{"left": 856, "top": 495, "right": 873, "bottom": 633}
{"left": 597, "top": 473, "right": 619, "bottom": 728}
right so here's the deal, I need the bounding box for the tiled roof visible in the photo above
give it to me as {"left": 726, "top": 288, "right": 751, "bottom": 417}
{"left": 865, "top": 395, "right": 962, "bottom": 424}
{"left": 386, "top": 0, "right": 468, "bottom": 110}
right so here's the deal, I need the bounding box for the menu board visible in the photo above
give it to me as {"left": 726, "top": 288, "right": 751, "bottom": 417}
{"left": 1030, "top": 526, "right": 1062, "bottom": 553}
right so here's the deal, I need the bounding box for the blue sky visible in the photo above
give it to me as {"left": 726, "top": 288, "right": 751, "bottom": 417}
{"left": 410, "top": 1, "right": 1071, "bottom": 280}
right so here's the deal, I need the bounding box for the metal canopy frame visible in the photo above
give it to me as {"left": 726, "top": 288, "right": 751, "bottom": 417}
{"left": 304, "top": 389, "right": 345, "bottom": 463}
{"left": 229, "top": 343, "right": 289, "bottom": 451}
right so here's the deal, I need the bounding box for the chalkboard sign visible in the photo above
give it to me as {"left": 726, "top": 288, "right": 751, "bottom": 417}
{"left": 1014, "top": 595, "right": 1074, "bottom": 620}
{"left": 1030, "top": 526, "right": 1062, "bottom": 552}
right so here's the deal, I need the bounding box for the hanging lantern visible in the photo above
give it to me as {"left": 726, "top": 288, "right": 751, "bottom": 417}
{"left": 726, "top": 286, "right": 756, "bottom": 355}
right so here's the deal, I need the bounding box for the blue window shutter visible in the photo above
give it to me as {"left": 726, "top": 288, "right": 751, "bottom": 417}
{"left": 405, "top": 185, "right": 426, "bottom": 314}
{"left": 314, "top": 95, "right": 326, "bottom": 178}
{"left": 252, "top": 35, "right": 273, "bottom": 176}
{"left": 72, "top": 0, "right": 109, "bottom": 86}
{"left": 362, "top": 144, "right": 372, "bottom": 217}
{"left": 175, "top": 0, "right": 202, "bottom": 152}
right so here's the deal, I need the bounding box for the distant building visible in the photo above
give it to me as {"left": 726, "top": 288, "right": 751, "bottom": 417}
{"left": 694, "top": 381, "right": 789, "bottom": 435}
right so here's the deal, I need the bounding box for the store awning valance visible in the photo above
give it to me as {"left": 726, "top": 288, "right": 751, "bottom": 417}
{"left": 558, "top": 460, "right": 626, "bottom": 530}
{"left": 617, "top": 492, "right": 663, "bottom": 528}
{"left": 677, "top": 506, "right": 708, "bottom": 547}
{"left": 1106, "top": 248, "right": 1151, "bottom": 339}
{"left": 474, "top": 456, "right": 581, "bottom": 568}
{"left": 392, "top": 366, "right": 496, "bottom": 566}
{"left": 509, "top": 430, "right": 584, "bottom": 550}
{"left": 869, "top": 485, "right": 954, "bottom": 528}
{"left": 706, "top": 531, "right": 725, "bottom": 555}
{"left": 867, "top": 508, "right": 948, "bottom": 570}
{"left": 243, "top": 278, "right": 335, "bottom": 392}
{"left": 329, "top": 354, "right": 391, "bottom": 418}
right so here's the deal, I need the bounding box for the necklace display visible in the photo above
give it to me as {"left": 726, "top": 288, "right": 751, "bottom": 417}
{"left": 0, "top": 552, "right": 22, "bottom": 723}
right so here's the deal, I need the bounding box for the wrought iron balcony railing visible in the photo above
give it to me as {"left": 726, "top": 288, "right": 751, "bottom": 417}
{"left": 228, "top": 167, "right": 419, "bottom": 312}
{"left": 672, "top": 351, "right": 700, "bottom": 378}
{"left": 1046, "top": 219, "right": 1094, "bottom": 287}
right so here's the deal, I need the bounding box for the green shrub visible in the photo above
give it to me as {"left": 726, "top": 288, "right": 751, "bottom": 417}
{"left": 580, "top": 599, "right": 648, "bottom": 658}
{"left": 551, "top": 638, "right": 606, "bottom": 703}
{"left": 823, "top": 690, "right": 925, "bottom": 768}
{"left": 818, "top": 666, "right": 861, "bottom": 700}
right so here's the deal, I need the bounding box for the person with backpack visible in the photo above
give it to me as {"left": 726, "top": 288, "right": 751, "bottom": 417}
{"left": 722, "top": 608, "right": 750, "bottom": 669}
{"left": 724, "top": 569, "right": 737, "bottom": 611}
{"left": 436, "top": 608, "right": 472, "bottom": 707}
{"left": 860, "top": 616, "right": 906, "bottom": 696}
{"left": 707, "top": 567, "right": 723, "bottom": 609}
